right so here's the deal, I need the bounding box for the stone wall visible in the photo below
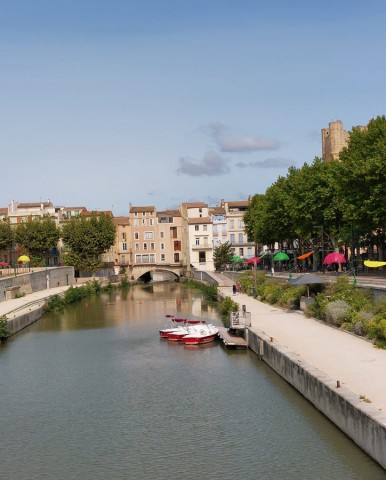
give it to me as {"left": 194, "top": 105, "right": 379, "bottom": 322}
{"left": 0, "top": 267, "right": 74, "bottom": 302}
{"left": 248, "top": 329, "right": 386, "bottom": 470}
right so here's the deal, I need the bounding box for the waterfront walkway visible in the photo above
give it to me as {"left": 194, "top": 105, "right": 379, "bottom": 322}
{"left": 219, "top": 285, "right": 386, "bottom": 417}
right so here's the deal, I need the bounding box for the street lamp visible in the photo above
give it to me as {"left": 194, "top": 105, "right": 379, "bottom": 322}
{"left": 313, "top": 225, "right": 324, "bottom": 272}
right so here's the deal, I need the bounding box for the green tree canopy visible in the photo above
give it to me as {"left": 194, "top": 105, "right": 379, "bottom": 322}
{"left": 14, "top": 216, "right": 60, "bottom": 262}
{"left": 213, "top": 241, "right": 234, "bottom": 271}
{"left": 0, "top": 220, "right": 13, "bottom": 253}
{"left": 61, "top": 212, "right": 116, "bottom": 272}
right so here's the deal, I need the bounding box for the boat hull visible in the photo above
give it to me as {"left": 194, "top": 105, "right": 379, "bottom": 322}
{"left": 183, "top": 333, "right": 218, "bottom": 345}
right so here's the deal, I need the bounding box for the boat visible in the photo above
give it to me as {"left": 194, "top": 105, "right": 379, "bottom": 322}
{"left": 159, "top": 316, "right": 188, "bottom": 338}
{"left": 166, "top": 320, "right": 207, "bottom": 341}
{"left": 182, "top": 324, "right": 219, "bottom": 345}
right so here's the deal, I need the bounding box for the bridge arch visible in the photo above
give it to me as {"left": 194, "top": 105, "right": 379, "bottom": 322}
{"left": 131, "top": 265, "right": 183, "bottom": 282}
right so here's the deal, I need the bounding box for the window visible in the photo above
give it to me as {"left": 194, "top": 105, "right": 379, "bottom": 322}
{"left": 142, "top": 254, "right": 149, "bottom": 263}
{"left": 230, "top": 220, "right": 234, "bottom": 229}
{"left": 199, "top": 251, "right": 206, "bottom": 263}
{"left": 213, "top": 224, "right": 218, "bottom": 233}
{"left": 142, "top": 212, "right": 146, "bottom": 216}
{"left": 142, "top": 218, "right": 146, "bottom": 226}
{"left": 149, "top": 218, "right": 154, "bottom": 226}
{"left": 135, "top": 243, "right": 139, "bottom": 251}
{"left": 195, "top": 225, "right": 199, "bottom": 231}
{"left": 134, "top": 212, "right": 138, "bottom": 216}
{"left": 174, "top": 253, "right": 180, "bottom": 263}
{"left": 161, "top": 243, "right": 165, "bottom": 250}
{"left": 150, "top": 242, "right": 155, "bottom": 250}
{"left": 134, "top": 219, "right": 139, "bottom": 227}
{"left": 122, "top": 242, "right": 127, "bottom": 251}
{"left": 222, "top": 236, "right": 227, "bottom": 244}
{"left": 204, "top": 237, "right": 208, "bottom": 245}
{"left": 203, "top": 225, "right": 207, "bottom": 231}
{"left": 195, "top": 237, "right": 200, "bottom": 245}
{"left": 134, "top": 232, "right": 139, "bottom": 240}
{"left": 150, "top": 254, "right": 155, "bottom": 263}
{"left": 144, "top": 232, "right": 153, "bottom": 240}
{"left": 135, "top": 254, "right": 141, "bottom": 263}
{"left": 239, "top": 248, "right": 244, "bottom": 256}
{"left": 170, "top": 227, "right": 177, "bottom": 238}
{"left": 230, "top": 234, "right": 235, "bottom": 243}
{"left": 239, "top": 233, "right": 243, "bottom": 243}
{"left": 174, "top": 240, "right": 181, "bottom": 251}
{"left": 160, "top": 231, "right": 164, "bottom": 238}
{"left": 221, "top": 224, "right": 227, "bottom": 233}
{"left": 161, "top": 254, "right": 166, "bottom": 261}
{"left": 122, "top": 233, "right": 126, "bottom": 241}
{"left": 121, "top": 255, "right": 126, "bottom": 264}
{"left": 238, "top": 219, "right": 244, "bottom": 228}
{"left": 143, "top": 243, "right": 147, "bottom": 250}
{"left": 248, "top": 247, "right": 252, "bottom": 257}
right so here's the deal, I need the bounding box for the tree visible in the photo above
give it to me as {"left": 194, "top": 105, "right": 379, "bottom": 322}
{"left": 213, "top": 241, "right": 234, "bottom": 271}
{"left": 0, "top": 220, "right": 13, "bottom": 254}
{"left": 61, "top": 212, "right": 116, "bottom": 273}
{"left": 335, "top": 116, "right": 386, "bottom": 258}
{"left": 14, "top": 216, "right": 60, "bottom": 263}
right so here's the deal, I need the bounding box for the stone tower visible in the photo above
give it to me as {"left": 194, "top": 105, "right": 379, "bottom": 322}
{"left": 321, "top": 120, "right": 349, "bottom": 161}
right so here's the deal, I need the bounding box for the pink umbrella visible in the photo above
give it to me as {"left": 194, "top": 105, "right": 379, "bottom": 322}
{"left": 247, "top": 256, "right": 261, "bottom": 264}
{"left": 323, "top": 252, "right": 346, "bottom": 264}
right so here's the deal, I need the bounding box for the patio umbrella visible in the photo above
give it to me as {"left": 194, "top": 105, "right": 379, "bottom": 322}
{"left": 18, "top": 255, "right": 30, "bottom": 262}
{"left": 247, "top": 256, "right": 261, "bottom": 265}
{"left": 297, "top": 251, "right": 314, "bottom": 260}
{"left": 323, "top": 252, "right": 346, "bottom": 265}
{"left": 274, "top": 252, "right": 289, "bottom": 261}
{"left": 364, "top": 260, "right": 386, "bottom": 268}
{"left": 0, "top": 261, "right": 9, "bottom": 266}
{"left": 288, "top": 273, "right": 329, "bottom": 297}
{"left": 231, "top": 256, "right": 243, "bottom": 263}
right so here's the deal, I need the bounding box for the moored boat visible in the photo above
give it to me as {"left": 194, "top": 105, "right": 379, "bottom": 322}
{"left": 159, "top": 316, "right": 188, "bottom": 338}
{"left": 182, "top": 324, "right": 219, "bottom": 345}
{"left": 166, "top": 320, "right": 207, "bottom": 341}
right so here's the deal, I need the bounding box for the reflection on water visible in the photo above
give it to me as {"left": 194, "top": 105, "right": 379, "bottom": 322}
{"left": 0, "top": 283, "right": 384, "bottom": 480}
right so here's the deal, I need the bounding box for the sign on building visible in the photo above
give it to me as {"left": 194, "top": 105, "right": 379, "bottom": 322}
{"left": 229, "top": 310, "right": 251, "bottom": 329}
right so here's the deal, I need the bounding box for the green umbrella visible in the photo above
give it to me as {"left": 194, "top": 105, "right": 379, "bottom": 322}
{"left": 231, "top": 256, "right": 243, "bottom": 263}
{"left": 274, "top": 252, "right": 289, "bottom": 261}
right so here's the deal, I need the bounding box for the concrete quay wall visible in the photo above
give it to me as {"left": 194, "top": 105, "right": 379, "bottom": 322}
{"left": 0, "top": 267, "right": 74, "bottom": 301}
{"left": 7, "top": 305, "right": 45, "bottom": 334}
{"left": 247, "top": 329, "right": 386, "bottom": 470}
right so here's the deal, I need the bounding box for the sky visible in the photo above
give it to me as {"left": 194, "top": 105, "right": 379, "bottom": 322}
{"left": 1, "top": 0, "right": 385, "bottom": 216}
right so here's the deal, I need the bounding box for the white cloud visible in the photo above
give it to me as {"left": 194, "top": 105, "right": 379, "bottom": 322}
{"left": 177, "top": 151, "right": 230, "bottom": 176}
{"left": 201, "top": 122, "right": 281, "bottom": 153}
{"left": 236, "top": 158, "right": 292, "bottom": 168}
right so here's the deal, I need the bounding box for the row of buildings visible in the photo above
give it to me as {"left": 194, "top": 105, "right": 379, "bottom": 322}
{"left": 0, "top": 199, "right": 254, "bottom": 277}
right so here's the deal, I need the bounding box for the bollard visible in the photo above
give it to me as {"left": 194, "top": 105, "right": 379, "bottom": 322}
{"left": 336, "top": 380, "right": 341, "bottom": 388}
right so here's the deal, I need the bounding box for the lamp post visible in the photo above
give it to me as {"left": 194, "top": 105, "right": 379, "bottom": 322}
{"left": 314, "top": 226, "right": 324, "bottom": 272}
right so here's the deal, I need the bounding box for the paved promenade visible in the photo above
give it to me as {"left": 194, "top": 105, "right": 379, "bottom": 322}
{"left": 219, "top": 285, "right": 386, "bottom": 417}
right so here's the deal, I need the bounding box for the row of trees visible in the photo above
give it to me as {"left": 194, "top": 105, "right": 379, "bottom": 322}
{"left": 0, "top": 213, "right": 116, "bottom": 272}
{"left": 243, "top": 116, "right": 386, "bottom": 263}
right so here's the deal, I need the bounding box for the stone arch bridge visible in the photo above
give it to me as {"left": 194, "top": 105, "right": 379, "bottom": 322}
{"left": 130, "top": 264, "right": 185, "bottom": 282}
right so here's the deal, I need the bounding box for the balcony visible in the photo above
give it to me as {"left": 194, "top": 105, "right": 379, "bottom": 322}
{"left": 192, "top": 243, "right": 212, "bottom": 250}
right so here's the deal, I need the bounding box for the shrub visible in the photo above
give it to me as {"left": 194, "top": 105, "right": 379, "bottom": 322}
{"left": 325, "top": 300, "right": 350, "bottom": 326}
{"left": 44, "top": 295, "right": 65, "bottom": 312}
{"left": 219, "top": 296, "right": 239, "bottom": 324}
{"left": 0, "top": 315, "right": 11, "bottom": 340}
{"left": 278, "top": 286, "right": 306, "bottom": 310}
{"left": 120, "top": 276, "right": 130, "bottom": 288}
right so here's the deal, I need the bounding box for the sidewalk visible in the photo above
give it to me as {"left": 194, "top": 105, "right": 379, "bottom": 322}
{"left": 0, "top": 285, "right": 72, "bottom": 320}
{"left": 220, "top": 286, "right": 386, "bottom": 416}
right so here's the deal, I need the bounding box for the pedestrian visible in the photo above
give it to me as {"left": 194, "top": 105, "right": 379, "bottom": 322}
{"left": 232, "top": 284, "right": 237, "bottom": 295}
{"left": 237, "top": 281, "right": 241, "bottom": 293}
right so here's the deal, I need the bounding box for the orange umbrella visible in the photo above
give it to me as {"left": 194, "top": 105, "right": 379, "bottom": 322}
{"left": 297, "top": 251, "right": 314, "bottom": 260}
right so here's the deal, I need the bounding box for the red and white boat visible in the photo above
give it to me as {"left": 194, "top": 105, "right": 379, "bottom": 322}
{"left": 159, "top": 315, "right": 188, "bottom": 338}
{"left": 166, "top": 320, "right": 207, "bottom": 341}
{"left": 182, "top": 323, "right": 219, "bottom": 345}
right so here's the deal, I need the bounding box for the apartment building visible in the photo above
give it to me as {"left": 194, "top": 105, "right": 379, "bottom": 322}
{"left": 180, "top": 202, "right": 214, "bottom": 272}
{"left": 129, "top": 206, "right": 157, "bottom": 266}
{"left": 113, "top": 216, "right": 131, "bottom": 270}
{"left": 156, "top": 209, "right": 183, "bottom": 266}
{"left": 220, "top": 199, "right": 254, "bottom": 258}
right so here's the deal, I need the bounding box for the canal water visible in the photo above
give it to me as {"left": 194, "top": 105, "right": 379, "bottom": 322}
{"left": 0, "top": 283, "right": 385, "bottom": 480}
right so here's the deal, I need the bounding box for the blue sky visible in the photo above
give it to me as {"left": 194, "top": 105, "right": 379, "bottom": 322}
{"left": 1, "top": 0, "right": 385, "bottom": 215}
